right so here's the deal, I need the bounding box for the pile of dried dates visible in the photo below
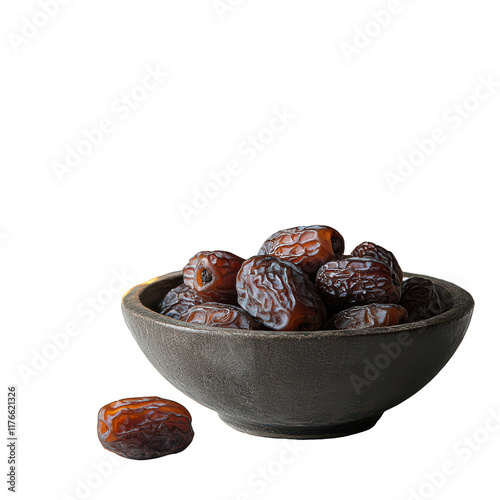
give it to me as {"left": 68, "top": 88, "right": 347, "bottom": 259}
{"left": 158, "top": 225, "right": 444, "bottom": 331}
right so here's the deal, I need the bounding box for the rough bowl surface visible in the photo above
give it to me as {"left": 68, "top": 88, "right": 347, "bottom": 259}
{"left": 122, "top": 272, "right": 474, "bottom": 439}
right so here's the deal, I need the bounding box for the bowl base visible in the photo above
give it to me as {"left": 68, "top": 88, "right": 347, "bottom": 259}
{"left": 218, "top": 413, "right": 383, "bottom": 439}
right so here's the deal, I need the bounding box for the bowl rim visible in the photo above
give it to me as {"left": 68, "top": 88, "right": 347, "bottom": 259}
{"left": 122, "top": 271, "right": 474, "bottom": 339}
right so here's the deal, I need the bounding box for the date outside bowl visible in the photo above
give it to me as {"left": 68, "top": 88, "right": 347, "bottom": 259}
{"left": 121, "top": 271, "right": 474, "bottom": 439}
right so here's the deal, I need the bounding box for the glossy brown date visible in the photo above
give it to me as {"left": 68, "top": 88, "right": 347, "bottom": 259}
{"left": 399, "top": 277, "right": 443, "bottom": 322}
{"left": 183, "top": 250, "right": 244, "bottom": 304}
{"left": 351, "top": 241, "right": 403, "bottom": 282}
{"left": 333, "top": 303, "right": 408, "bottom": 330}
{"left": 315, "top": 257, "right": 401, "bottom": 310}
{"left": 97, "top": 397, "right": 194, "bottom": 460}
{"left": 158, "top": 284, "right": 206, "bottom": 319}
{"left": 180, "top": 302, "right": 262, "bottom": 329}
{"left": 236, "top": 255, "right": 326, "bottom": 331}
{"left": 258, "top": 225, "right": 344, "bottom": 276}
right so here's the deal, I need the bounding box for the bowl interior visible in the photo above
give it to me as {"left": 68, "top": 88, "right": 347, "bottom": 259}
{"left": 137, "top": 272, "right": 456, "bottom": 331}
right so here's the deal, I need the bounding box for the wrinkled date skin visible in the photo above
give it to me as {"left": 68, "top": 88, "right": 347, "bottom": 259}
{"left": 97, "top": 397, "right": 194, "bottom": 460}
{"left": 258, "top": 225, "right": 345, "bottom": 276}
{"left": 316, "top": 257, "right": 401, "bottom": 310}
{"left": 236, "top": 255, "right": 326, "bottom": 331}
{"left": 399, "top": 277, "right": 443, "bottom": 322}
{"left": 333, "top": 303, "right": 408, "bottom": 330}
{"left": 158, "top": 284, "right": 206, "bottom": 319}
{"left": 183, "top": 251, "right": 244, "bottom": 304}
{"left": 180, "top": 302, "right": 262, "bottom": 330}
{"left": 351, "top": 241, "right": 403, "bottom": 282}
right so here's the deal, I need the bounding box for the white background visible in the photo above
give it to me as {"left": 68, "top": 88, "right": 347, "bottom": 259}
{"left": 1, "top": 1, "right": 499, "bottom": 499}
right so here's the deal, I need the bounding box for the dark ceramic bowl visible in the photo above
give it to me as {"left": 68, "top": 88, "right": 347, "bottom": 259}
{"left": 122, "top": 272, "right": 473, "bottom": 439}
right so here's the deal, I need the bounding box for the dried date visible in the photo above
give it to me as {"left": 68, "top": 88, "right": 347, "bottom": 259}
{"left": 333, "top": 303, "right": 408, "bottom": 330}
{"left": 183, "top": 251, "right": 244, "bottom": 304}
{"left": 158, "top": 284, "right": 206, "bottom": 319}
{"left": 97, "top": 397, "right": 194, "bottom": 460}
{"left": 315, "top": 257, "right": 401, "bottom": 310}
{"left": 236, "top": 255, "right": 326, "bottom": 331}
{"left": 180, "top": 302, "right": 262, "bottom": 329}
{"left": 258, "top": 225, "right": 344, "bottom": 276}
{"left": 399, "top": 277, "right": 443, "bottom": 322}
{"left": 351, "top": 241, "right": 403, "bottom": 282}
